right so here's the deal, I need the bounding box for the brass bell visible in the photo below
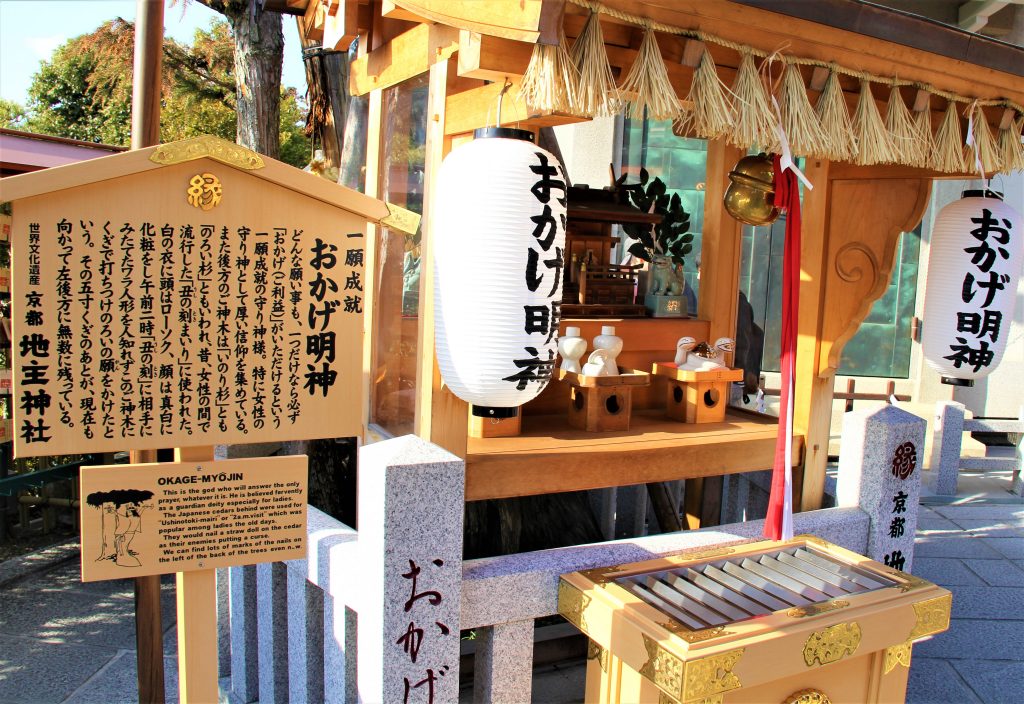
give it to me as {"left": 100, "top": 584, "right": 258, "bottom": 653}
{"left": 724, "top": 153, "right": 780, "bottom": 226}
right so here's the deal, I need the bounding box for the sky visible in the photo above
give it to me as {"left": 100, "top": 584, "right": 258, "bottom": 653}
{"left": 0, "top": 0, "right": 308, "bottom": 106}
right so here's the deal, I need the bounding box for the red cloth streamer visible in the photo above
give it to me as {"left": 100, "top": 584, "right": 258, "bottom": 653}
{"left": 764, "top": 155, "right": 801, "bottom": 540}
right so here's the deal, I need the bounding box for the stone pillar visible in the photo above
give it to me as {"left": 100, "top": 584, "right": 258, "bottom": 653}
{"left": 229, "top": 564, "right": 259, "bottom": 703}
{"left": 217, "top": 568, "right": 230, "bottom": 679}
{"left": 257, "top": 562, "right": 289, "bottom": 703}
{"left": 357, "top": 435, "right": 465, "bottom": 704}
{"left": 1012, "top": 405, "right": 1024, "bottom": 497}
{"left": 837, "top": 405, "right": 926, "bottom": 573}
{"left": 931, "top": 401, "right": 965, "bottom": 495}
{"left": 324, "top": 596, "right": 357, "bottom": 703}
{"left": 472, "top": 619, "right": 535, "bottom": 704}
{"left": 287, "top": 567, "right": 325, "bottom": 703}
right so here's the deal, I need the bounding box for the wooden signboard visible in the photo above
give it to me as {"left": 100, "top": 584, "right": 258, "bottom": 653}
{"left": 79, "top": 455, "right": 307, "bottom": 582}
{"left": 2, "top": 136, "right": 389, "bottom": 457}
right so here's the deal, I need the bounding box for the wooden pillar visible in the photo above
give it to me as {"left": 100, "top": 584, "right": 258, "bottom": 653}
{"left": 130, "top": 0, "right": 163, "bottom": 150}
{"left": 129, "top": 4, "right": 165, "bottom": 699}
{"left": 796, "top": 167, "right": 931, "bottom": 510}
{"left": 684, "top": 140, "right": 744, "bottom": 528}
{"left": 414, "top": 59, "right": 450, "bottom": 440}
{"left": 361, "top": 88, "right": 385, "bottom": 434}
{"left": 792, "top": 159, "right": 832, "bottom": 511}
{"left": 174, "top": 446, "right": 218, "bottom": 704}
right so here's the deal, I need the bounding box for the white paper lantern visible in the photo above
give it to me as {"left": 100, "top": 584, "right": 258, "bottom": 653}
{"left": 433, "top": 128, "right": 567, "bottom": 417}
{"left": 922, "top": 190, "right": 1022, "bottom": 385}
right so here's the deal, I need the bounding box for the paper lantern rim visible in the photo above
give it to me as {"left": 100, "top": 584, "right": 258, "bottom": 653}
{"left": 960, "top": 189, "right": 1003, "bottom": 200}
{"left": 473, "top": 126, "right": 535, "bottom": 142}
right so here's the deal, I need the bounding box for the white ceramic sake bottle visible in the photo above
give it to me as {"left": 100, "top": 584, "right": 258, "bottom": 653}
{"left": 592, "top": 325, "right": 622, "bottom": 376}
{"left": 558, "top": 326, "right": 587, "bottom": 374}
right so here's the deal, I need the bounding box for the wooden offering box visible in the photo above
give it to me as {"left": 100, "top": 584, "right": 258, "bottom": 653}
{"left": 654, "top": 363, "right": 743, "bottom": 424}
{"left": 558, "top": 368, "right": 651, "bottom": 432}
{"left": 559, "top": 536, "right": 951, "bottom": 704}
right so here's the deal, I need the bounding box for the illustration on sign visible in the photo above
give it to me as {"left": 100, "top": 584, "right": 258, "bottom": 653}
{"left": 87, "top": 488, "right": 154, "bottom": 566}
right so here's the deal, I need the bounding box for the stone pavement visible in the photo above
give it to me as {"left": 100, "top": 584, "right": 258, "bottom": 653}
{"left": 2, "top": 476, "right": 1022, "bottom": 703}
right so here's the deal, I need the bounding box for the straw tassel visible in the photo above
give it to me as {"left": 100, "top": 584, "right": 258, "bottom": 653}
{"left": 852, "top": 79, "right": 894, "bottom": 165}
{"left": 619, "top": 27, "right": 680, "bottom": 120}
{"left": 521, "top": 30, "right": 579, "bottom": 114}
{"left": 998, "top": 117, "right": 1024, "bottom": 172}
{"left": 931, "top": 103, "right": 967, "bottom": 173}
{"left": 913, "top": 92, "right": 935, "bottom": 169}
{"left": 885, "top": 84, "right": 923, "bottom": 167}
{"left": 776, "top": 63, "right": 826, "bottom": 157}
{"left": 728, "top": 51, "right": 778, "bottom": 152}
{"left": 970, "top": 107, "right": 1003, "bottom": 175}
{"left": 678, "top": 47, "right": 734, "bottom": 139}
{"left": 569, "top": 9, "right": 621, "bottom": 117}
{"left": 814, "top": 69, "right": 856, "bottom": 162}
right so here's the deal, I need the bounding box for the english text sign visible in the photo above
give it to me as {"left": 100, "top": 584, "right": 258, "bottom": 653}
{"left": 79, "top": 455, "right": 307, "bottom": 582}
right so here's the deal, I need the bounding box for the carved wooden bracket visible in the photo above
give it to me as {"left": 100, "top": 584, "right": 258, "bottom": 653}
{"left": 818, "top": 177, "right": 932, "bottom": 377}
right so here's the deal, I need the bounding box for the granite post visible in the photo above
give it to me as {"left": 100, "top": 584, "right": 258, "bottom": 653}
{"left": 229, "top": 564, "right": 259, "bottom": 703}
{"left": 837, "top": 405, "right": 926, "bottom": 573}
{"left": 472, "top": 619, "right": 534, "bottom": 703}
{"left": 324, "top": 597, "right": 358, "bottom": 703}
{"left": 217, "top": 568, "right": 230, "bottom": 678}
{"left": 1012, "top": 405, "right": 1023, "bottom": 497}
{"left": 356, "top": 435, "right": 465, "bottom": 704}
{"left": 931, "top": 401, "right": 966, "bottom": 495}
{"left": 287, "top": 567, "right": 325, "bottom": 703}
{"left": 257, "top": 562, "right": 290, "bottom": 703}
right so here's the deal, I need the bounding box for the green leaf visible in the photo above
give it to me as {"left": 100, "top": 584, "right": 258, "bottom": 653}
{"left": 627, "top": 242, "right": 651, "bottom": 261}
{"left": 681, "top": 243, "right": 693, "bottom": 255}
{"left": 681, "top": 233, "right": 694, "bottom": 243}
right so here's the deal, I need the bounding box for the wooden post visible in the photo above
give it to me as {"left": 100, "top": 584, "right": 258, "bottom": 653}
{"left": 131, "top": 0, "right": 163, "bottom": 151}
{"left": 174, "top": 446, "right": 218, "bottom": 704}
{"left": 130, "top": 3, "right": 165, "bottom": 701}
{"left": 130, "top": 449, "right": 164, "bottom": 704}
{"left": 792, "top": 158, "right": 832, "bottom": 512}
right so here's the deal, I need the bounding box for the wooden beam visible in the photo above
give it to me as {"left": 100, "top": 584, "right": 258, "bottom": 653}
{"left": 443, "top": 79, "right": 588, "bottom": 136}
{"left": 323, "top": 0, "right": 363, "bottom": 50}
{"left": 349, "top": 23, "right": 459, "bottom": 95}
{"left": 383, "top": 0, "right": 564, "bottom": 44}
{"left": 568, "top": 0, "right": 1024, "bottom": 109}
{"left": 465, "top": 411, "right": 802, "bottom": 501}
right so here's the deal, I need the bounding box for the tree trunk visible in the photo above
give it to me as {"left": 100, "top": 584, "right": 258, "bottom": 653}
{"left": 225, "top": 0, "right": 283, "bottom": 157}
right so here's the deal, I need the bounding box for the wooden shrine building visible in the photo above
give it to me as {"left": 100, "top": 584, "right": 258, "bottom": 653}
{"left": 290, "top": 0, "right": 1024, "bottom": 523}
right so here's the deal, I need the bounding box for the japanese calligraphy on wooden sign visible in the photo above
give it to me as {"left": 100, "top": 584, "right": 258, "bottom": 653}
{"left": 79, "top": 455, "right": 307, "bottom": 582}
{"left": 4, "top": 137, "right": 388, "bottom": 457}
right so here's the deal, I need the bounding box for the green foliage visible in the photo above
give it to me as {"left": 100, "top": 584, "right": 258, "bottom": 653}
{"left": 20, "top": 17, "right": 310, "bottom": 167}
{"left": 621, "top": 168, "right": 694, "bottom": 267}
{"left": 0, "top": 99, "right": 28, "bottom": 129}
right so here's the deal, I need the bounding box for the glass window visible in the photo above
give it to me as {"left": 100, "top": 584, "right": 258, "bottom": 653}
{"left": 620, "top": 117, "right": 707, "bottom": 313}
{"left": 370, "top": 74, "right": 429, "bottom": 435}
{"left": 738, "top": 224, "right": 921, "bottom": 378}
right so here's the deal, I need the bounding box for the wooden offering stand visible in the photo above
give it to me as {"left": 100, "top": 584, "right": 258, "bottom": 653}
{"left": 653, "top": 362, "right": 743, "bottom": 424}
{"left": 558, "top": 368, "right": 651, "bottom": 432}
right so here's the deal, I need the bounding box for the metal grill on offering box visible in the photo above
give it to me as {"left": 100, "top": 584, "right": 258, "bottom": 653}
{"left": 620, "top": 545, "right": 894, "bottom": 630}
{"left": 558, "top": 536, "right": 951, "bottom": 704}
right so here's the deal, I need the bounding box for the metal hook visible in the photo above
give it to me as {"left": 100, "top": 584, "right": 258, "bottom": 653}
{"left": 497, "top": 78, "right": 513, "bottom": 127}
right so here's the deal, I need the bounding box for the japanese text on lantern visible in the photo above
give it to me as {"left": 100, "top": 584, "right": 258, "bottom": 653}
{"left": 395, "top": 557, "right": 451, "bottom": 704}
{"left": 945, "top": 208, "right": 1013, "bottom": 373}
{"left": 503, "top": 152, "right": 565, "bottom": 391}
{"left": 14, "top": 217, "right": 365, "bottom": 457}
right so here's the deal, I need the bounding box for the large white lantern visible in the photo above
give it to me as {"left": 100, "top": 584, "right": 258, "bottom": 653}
{"left": 433, "top": 128, "right": 567, "bottom": 417}
{"left": 922, "top": 190, "right": 1022, "bottom": 385}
